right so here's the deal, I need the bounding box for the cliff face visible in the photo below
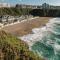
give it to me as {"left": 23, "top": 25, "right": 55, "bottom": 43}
{"left": 0, "top": 30, "right": 43, "bottom": 60}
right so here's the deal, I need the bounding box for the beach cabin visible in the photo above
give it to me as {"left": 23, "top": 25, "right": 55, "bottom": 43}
{"left": 0, "top": 15, "right": 8, "bottom": 24}
{"left": 7, "top": 16, "right": 15, "bottom": 23}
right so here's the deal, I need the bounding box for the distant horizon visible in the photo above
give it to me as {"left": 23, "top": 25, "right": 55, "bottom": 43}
{"left": 0, "top": 0, "right": 60, "bottom": 6}
{"left": 0, "top": 3, "right": 60, "bottom": 7}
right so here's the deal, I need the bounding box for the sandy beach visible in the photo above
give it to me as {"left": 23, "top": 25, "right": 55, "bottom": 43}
{"left": 2, "top": 17, "right": 52, "bottom": 36}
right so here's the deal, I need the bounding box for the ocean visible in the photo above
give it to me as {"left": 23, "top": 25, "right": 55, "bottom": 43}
{"left": 21, "top": 18, "right": 60, "bottom": 60}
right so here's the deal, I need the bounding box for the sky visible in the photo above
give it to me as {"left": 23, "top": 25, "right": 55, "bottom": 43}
{"left": 0, "top": 0, "right": 60, "bottom": 6}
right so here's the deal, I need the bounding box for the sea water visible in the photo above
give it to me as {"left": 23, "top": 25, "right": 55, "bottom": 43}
{"left": 20, "top": 18, "right": 60, "bottom": 60}
{"left": 32, "top": 18, "right": 60, "bottom": 60}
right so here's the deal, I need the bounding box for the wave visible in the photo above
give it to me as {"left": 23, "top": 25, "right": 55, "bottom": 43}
{"left": 20, "top": 18, "right": 60, "bottom": 60}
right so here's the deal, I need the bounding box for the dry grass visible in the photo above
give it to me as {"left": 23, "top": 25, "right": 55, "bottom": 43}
{"left": 3, "top": 17, "right": 52, "bottom": 36}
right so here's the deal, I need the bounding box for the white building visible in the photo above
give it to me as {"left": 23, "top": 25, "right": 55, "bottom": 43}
{"left": 0, "top": 3, "right": 11, "bottom": 8}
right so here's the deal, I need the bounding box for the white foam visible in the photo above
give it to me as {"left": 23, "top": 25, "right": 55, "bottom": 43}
{"left": 49, "top": 18, "right": 60, "bottom": 24}
{"left": 54, "top": 44, "right": 60, "bottom": 50}
{"left": 20, "top": 18, "right": 60, "bottom": 47}
{"left": 20, "top": 26, "right": 47, "bottom": 46}
{"left": 32, "top": 28, "right": 41, "bottom": 33}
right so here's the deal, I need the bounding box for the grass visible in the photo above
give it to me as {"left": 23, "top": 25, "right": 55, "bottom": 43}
{"left": 0, "top": 30, "right": 43, "bottom": 60}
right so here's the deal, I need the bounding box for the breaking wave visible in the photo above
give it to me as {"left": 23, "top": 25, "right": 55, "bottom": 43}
{"left": 20, "top": 18, "right": 60, "bottom": 60}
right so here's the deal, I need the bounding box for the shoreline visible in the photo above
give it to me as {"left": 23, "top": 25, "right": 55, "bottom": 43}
{"left": 19, "top": 26, "right": 47, "bottom": 46}
{"left": 2, "top": 17, "right": 51, "bottom": 36}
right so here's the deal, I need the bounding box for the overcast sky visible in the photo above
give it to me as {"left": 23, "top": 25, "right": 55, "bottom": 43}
{"left": 0, "top": 0, "right": 60, "bottom": 6}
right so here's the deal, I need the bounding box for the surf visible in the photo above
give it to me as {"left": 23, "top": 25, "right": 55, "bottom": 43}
{"left": 20, "top": 18, "right": 60, "bottom": 60}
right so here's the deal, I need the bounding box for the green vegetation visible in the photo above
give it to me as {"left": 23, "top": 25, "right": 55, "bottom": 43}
{"left": 0, "top": 30, "right": 43, "bottom": 60}
{"left": 0, "top": 7, "right": 32, "bottom": 16}
{"left": 0, "top": 7, "right": 60, "bottom": 17}
{"left": 30, "top": 9, "right": 60, "bottom": 17}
